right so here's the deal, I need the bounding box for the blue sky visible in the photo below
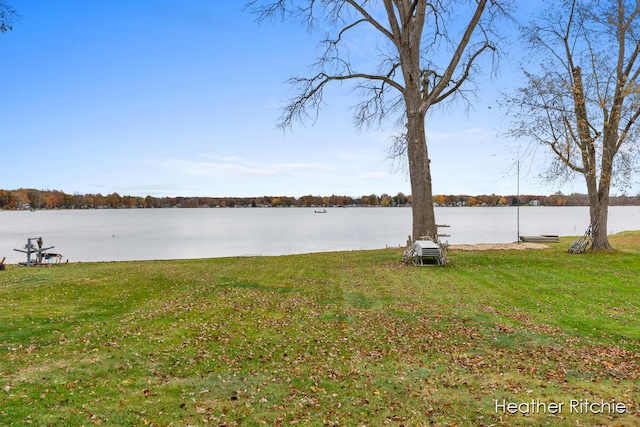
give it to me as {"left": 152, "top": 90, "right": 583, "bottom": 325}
{"left": 2, "top": 1, "right": 637, "bottom": 198}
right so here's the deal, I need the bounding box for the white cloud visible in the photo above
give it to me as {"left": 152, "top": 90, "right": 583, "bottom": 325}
{"left": 357, "top": 171, "right": 390, "bottom": 180}
{"left": 333, "top": 149, "right": 378, "bottom": 161}
{"left": 428, "top": 127, "right": 496, "bottom": 143}
{"left": 151, "top": 155, "right": 333, "bottom": 178}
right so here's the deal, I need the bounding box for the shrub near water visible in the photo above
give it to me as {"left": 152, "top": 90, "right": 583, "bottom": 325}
{"left": 1, "top": 232, "right": 639, "bottom": 426}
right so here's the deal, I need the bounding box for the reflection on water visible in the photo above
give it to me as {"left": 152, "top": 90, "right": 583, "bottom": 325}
{"left": 1, "top": 206, "right": 637, "bottom": 263}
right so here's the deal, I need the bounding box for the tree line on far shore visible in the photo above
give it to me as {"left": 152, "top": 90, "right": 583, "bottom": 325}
{"left": 1, "top": 188, "right": 639, "bottom": 210}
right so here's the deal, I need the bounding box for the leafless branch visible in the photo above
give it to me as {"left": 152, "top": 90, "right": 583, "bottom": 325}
{"left": 422, "top": 0, "right": 491, "bottom": 111}
{"left": 507, "top": 0, "right": 640, "bottom": 198}
{"left": 278, "top": 70, "right": 404, "bottom": 129}
{"left": 0, "top": 1, "right": 18, "bottom": 33}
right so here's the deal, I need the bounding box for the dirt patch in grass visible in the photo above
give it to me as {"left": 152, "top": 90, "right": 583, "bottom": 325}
{"left": 450, "top": 242, "right": 550, "bottom": 251}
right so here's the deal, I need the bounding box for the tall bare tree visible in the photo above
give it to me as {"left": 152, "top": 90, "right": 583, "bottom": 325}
{"left": 507, "top": 0, "right": 640, "bottom": 250}
{"left": 0, "top": 1, "right": 17, "bottom": 34}
{"left": 249, "top": 0, "right": 506, "bottom": 241}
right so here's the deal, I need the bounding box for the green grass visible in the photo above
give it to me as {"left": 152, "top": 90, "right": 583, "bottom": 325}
{"left": 1, "top": 232, "right": 639, "bottom": 426}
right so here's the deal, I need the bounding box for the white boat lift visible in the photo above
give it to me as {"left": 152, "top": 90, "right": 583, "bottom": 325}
{"left": 403, "top": 225, "right": 450, "bottom": 266}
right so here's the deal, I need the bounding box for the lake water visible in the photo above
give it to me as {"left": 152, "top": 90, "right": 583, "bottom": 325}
{"left": 1, "top": 206, "right": 638, "bottom": 264}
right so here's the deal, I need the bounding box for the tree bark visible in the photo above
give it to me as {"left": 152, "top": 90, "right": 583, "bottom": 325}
{"left": 572, "top": 65, "right": 613, "bottom": 250}
{"left": 589, "top": 194, "right": 611, "bottom": 250}
{"left": 590, "top": 148, "right": 614, "bottom": 250}
{"left": 406, "top": 111, "right": 436, "bottom": 241}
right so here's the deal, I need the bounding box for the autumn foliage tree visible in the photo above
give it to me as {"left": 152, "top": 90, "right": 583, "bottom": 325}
{"left": 249, "top": 0, "right": 508, "bottom": 241}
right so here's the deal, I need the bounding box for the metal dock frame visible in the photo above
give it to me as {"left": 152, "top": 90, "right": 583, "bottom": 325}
{"left": 13, "top": 237, "right": 56, "bottom": 266}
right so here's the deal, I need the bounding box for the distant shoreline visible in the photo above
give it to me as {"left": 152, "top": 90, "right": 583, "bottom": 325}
{"left": 4, "top": 202, "right": 640, "bottom": 212}
{"left": 2, "top": 188, "right": 640, "bottom": 210}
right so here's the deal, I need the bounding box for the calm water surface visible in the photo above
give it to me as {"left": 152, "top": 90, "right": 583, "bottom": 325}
{"left": 1, "top": 206, "right": 638, "bottom": 263}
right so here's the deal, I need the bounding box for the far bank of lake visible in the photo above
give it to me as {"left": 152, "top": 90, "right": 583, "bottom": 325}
{"left": 1, "top": 206, "right": 638, "bottom": 264}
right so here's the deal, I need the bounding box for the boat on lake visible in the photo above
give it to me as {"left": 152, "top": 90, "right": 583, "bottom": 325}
{"left": 519, "top": 235, "right": 560, "bottom": 243}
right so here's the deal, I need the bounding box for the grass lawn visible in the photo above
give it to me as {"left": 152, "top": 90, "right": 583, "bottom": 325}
{"left": 1, "top": 232, "right": 639, "bottom": 426}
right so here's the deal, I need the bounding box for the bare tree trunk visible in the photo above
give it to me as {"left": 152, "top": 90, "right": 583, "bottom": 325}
{"left": 573, "top": 65, "right": 613, "bottom": 250}
{"left": 581, "top": 156, "right": 613, "bottom": 250}
{"left": 590, "top": 150, "right": 614, "bottom": 250}
{"left": 583, "top": 154, "right": 612, "bottom": 249}
{"left": 406, "top": 111, "right": 436, "bottom": 241}
{"left": 590, "top": 197, "right": 611, "bottom": 249}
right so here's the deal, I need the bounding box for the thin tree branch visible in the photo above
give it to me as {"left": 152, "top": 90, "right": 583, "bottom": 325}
{"left": 423, "top": 0, "right": 488, "bottom": 109}
{"left": 433, "top": 42, "right": 495, "bottom": 104}
{"left": 345, "top": 0, "right": 395, "bottom": 42}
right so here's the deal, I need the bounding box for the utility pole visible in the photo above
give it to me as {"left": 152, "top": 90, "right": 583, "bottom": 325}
{"left": 517, "top": 159, "right": 520, "bottom": 244}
